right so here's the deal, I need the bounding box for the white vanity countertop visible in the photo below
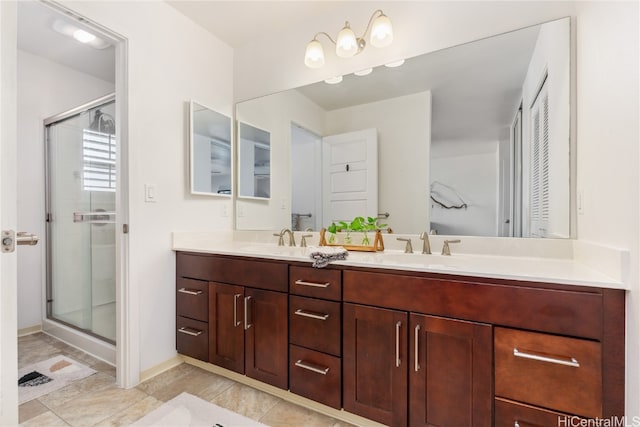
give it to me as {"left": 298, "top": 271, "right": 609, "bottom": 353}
{"left": 172, "top": 231, "right": 629, "bottom": 290}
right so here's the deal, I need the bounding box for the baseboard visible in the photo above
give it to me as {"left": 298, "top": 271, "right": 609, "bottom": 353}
{"left": 181, "top": 355, "right": 386, "bottom": 427}
{"left": 18, "top": 325, "right": 42, "bottom": 337}
{"left": 140, "top": 355, "right": 184, "bottom": 383}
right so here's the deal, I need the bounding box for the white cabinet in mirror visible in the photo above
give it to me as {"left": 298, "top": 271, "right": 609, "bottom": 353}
{"left": 238, "top": 122, "right": 271, "bottom": 199}
{"left": 234, "top": 17, "right": 571, "bottom": 238}
{"left": 190, "top": 101, "right": 232, "bottom": 197}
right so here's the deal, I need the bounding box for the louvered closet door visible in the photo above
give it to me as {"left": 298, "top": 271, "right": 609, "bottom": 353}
{"left": 529, "top": 79, "right": 550, "bottom": 238}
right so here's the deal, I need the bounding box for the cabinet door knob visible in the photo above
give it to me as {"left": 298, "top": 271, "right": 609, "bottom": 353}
{"left": 233, "top": 293, "right": 242, "bottom": 327}
{"left": 414, "top": 324, "right": 420, "bottom": 372}
{"left": 244, "top": 296, "right": 253, "bottom": 330}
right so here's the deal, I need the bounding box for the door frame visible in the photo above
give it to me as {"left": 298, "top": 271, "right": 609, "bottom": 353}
{"left": 30, "top": 1, "right": 136, "bottom": 389}
{"left": 0, "top": 1, "right": 19, "bottom": 423}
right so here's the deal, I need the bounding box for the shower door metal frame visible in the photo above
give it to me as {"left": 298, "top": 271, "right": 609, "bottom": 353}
{"left": 44, "top": 93, "right": 116, "bottom": 344}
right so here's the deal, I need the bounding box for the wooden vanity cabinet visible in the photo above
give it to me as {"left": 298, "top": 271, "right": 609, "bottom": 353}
{"left": 176, "top": 252, "right": 625, "bottom": 427}
{"left": 343, "top": 302, "right": 492, "bottom": 427}
{"left": 288, "top": 266, "right": 343, "bottom": 409}
{"left": 175, "top": 277, "right": 209, "bottom": 361}
{"left": 177, "top": 252, "right": 289, "bottom": 390}
{"left": 343, "top": 303, "right": 408, "bottom": 427}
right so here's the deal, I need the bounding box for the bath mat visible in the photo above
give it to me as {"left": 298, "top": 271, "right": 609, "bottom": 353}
{"left": 132, "top": 392, "right": 270, "bottom": 427}
{"left": 18, "top": 355, "right": 96, "bottom": 404}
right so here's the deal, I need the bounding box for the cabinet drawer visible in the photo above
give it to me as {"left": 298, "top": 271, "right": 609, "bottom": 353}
{"left": 177, "top": 252, "right": 288, "bottom": 292}
{"left": 495, "top": 327, "right": 602, "bottom": 418}
{"left": 176, "top": 278, "right": 208, "bottom": 322}
{"left": 176, "top": 316, "right": 208, "bottom": 361}
{"left": 289, "top": 266, "right": 341, "bottom": 301}
{"left": 495, "top": 398, "right": 588, "bottom": 427}
{"left": 289, "top": 345, "right": 341, "bottom": 409}
{"left": 289, "top": 295, "right": 341, "bottom": 356}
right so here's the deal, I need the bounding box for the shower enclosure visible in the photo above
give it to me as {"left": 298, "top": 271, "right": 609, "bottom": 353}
{"left": 44, "top": 94, "right": 116, "bottom": 344}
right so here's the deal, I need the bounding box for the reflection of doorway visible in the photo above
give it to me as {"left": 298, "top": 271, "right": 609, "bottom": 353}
{"left": 511, "top": 104, "right": 523, "bottom": 237}
{"left": 290, "top": 124, "right": 321, "bottom": 231}
{"left": 321, "top": 129, "right": 378, "bottom": 227}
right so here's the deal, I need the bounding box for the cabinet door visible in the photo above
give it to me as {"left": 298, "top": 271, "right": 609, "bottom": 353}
{"left": 409, "top": 314, "right": 492, "bottom": 427}
{"left": 209, "top": 282, "right": 245, "bottom": 374}
{"left": 343, "top": 303, "right": 408, "bottom": 427}
{"left": 245, "top": 288, "right": 288, "bottom": 390}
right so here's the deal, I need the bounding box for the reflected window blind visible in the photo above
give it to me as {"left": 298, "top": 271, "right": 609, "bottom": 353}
{"left": 82, "top": 129, "right": 116, "bottom": 192}
{"left": 530, "top": 78, "right": 550, "bottom": 237}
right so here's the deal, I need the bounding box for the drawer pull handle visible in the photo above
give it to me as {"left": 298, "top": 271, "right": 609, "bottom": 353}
{"left": 513, "top": 348, "right": 580, "bottom": 368}
{"left": 233, "top": 293, "right": 242, "bottom": 327}
{"left": 295, "top": 279, "right": 330, "bottom": 288}
{"left": 178, "top": 327, "right": 203, "bottom": 337}
{"left": 294, "top": 309, "right": 329, "bottom": 321}
{"left": 395, "top": 321, "right": 402, "bottom": 368}
{"left": 295, "top": 359, "right": 330, "bottom": 375}
{"left": 178, "top": 288, "right": 203, "bottom": 296}
{"left": 414, "top": 324, "right": 420, "bottom": 372}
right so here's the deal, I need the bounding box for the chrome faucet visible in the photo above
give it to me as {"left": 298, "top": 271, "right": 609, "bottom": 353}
{"left": 397, "top": 237, "right": 413, "bottom": 253}
{"left": 441, "top": 239, "right": 461, "bottom": 256}
{"left": 419, "top": 231, "right": 431, "bottom": 254}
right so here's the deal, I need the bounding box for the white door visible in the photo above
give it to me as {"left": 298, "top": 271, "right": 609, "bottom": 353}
{"left": 322, "top": 129, "right": 378, "bottom": 227}
{"left": 1, "top": 1, "right": 19, "bottom": 424}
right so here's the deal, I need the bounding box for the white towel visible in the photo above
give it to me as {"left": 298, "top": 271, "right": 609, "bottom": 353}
{"left": 308, "top": 245, "right": 348, "bottom": 268}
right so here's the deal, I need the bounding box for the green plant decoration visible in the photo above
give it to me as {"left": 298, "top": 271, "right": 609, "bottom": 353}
{"left": 327, "top": 222, "right": 338, "bottom": 244}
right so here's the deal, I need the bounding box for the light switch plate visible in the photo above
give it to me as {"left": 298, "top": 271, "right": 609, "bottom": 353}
{"left": 145, "top": 184, "right": 157, "bottom": 203}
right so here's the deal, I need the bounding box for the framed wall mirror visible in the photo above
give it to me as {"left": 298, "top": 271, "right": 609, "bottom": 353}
{"left": 190, "top": 101, "right": 232, "bottom": 196}
{"left": 238, "top": 122, "right": 271, "bottom": 199}
{"left": 234, "top": 17, "right": 571, "bottom": 238}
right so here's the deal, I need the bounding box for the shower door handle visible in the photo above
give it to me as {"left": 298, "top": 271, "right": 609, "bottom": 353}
{"left": 73, "top": 211, "right": 116, "bottom": 224}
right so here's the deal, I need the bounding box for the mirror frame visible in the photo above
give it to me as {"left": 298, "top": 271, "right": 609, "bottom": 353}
{"left": 189, "top": 100, "right": 233, "bottom": 197}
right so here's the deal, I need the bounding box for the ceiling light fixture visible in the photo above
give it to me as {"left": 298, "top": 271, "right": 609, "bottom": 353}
{"left": 52, "top": 19, "right": 111, "bottom": 50}
{"left": 73, "top": 29, "right": 96, "bottom": 44}
{"left": 305, "top": 10, "right": 393, "bottom": 69}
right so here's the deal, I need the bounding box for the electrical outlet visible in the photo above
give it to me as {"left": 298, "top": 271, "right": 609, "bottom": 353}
{"left": 280, "top": 198, "right": 287, "bottom": 210}
{"left": 221, "top": 204, "right": 228, "bottom": 217}
{"left": 237, "top": 203, "right": 244, "bottom": 217}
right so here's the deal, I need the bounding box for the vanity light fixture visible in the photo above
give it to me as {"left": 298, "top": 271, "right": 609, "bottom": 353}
{"left": 324, "top": 76, "right": 343, "bottom": 84}
{"left": 384, "top": 59, "right": 405, "bottom": 68}
{"left": 354, "top": 68, "right": 373, "bottom": 76}
{"left": 304, "top": 9, "right": 393, "bottom": 69}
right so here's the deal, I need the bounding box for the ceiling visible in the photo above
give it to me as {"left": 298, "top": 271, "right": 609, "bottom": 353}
{"left": 17, "top": 1, "right": 115, "bottom": 83}
{"left": 166, "top": 1, "right": 341, "bottom": 48}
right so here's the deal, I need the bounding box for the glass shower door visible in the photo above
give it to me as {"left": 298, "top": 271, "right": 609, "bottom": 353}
{"left": 45, "top": 96, "right": 116, "bottom": 343}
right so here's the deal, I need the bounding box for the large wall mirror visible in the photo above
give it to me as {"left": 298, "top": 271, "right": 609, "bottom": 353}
{"left": 190, "top": 101, "right": 232, "bottom": 196}
{"left": 235, "top": 17, "right": 571, "bottom": 237}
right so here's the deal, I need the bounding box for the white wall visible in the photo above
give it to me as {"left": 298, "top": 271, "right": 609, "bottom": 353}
{"left": 326, "top": 91, "right": 431, "bottom": 234}
{"left": 430, "top": 139, "right": 499, "bottom": 236}
{"left": 58, "top": 1, "right": 235, "bottom": 373}
{"left": 17, "top": 50, "right": 115, "bottom": 330}
{"left": 234, "top": 1, "right": 639, "bottom": 416}
{"left": 573, "top": 2, "right": 640, "bottom": 417}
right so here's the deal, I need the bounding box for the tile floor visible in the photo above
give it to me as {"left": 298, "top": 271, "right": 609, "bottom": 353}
{"left": 18, "top": 333, "right": 357, "bottom": 427}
